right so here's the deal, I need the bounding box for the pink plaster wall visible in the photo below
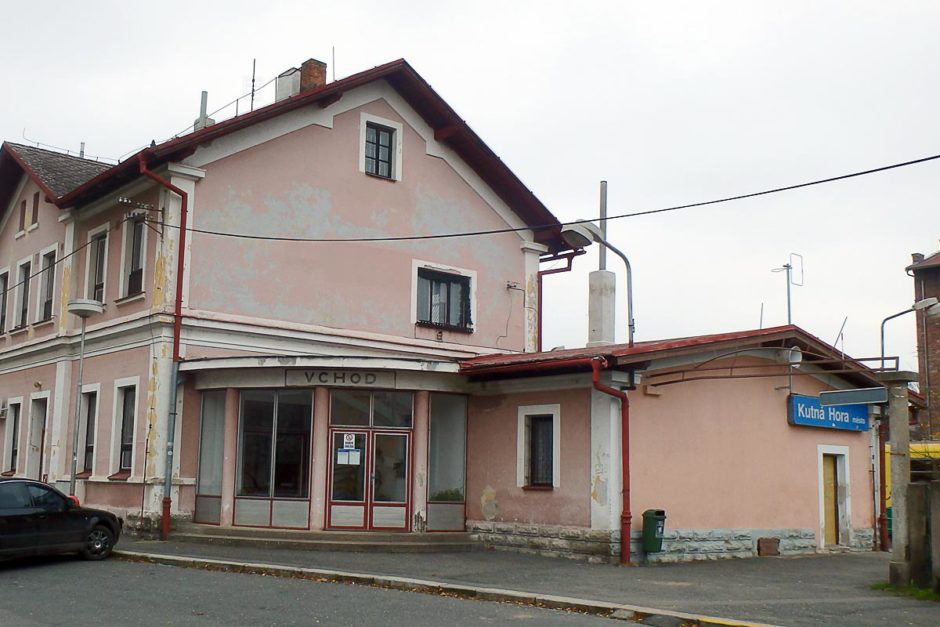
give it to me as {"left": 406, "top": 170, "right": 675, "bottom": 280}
{"left": 187, "top": 98, "right": 528, "bottom": 351}
{"left": 71, "top": 188, "right": 160, "bottom": 324}
{"left": 61, "top": 346, "right": 153, "bottom": 479}
{"left": 466, "top": 388, "right": 592, "bottom": 527}
{"left": 0, "top": 364, "right": 57, "bottom": 475}
{"left": 85, "top": 480, "right": 143, "bottom": 509}
{"left": 630, "top": 360, "right": 874, "bottom": 531}
{"left": 0, "top": 177, "right": 66, "bottom": 346}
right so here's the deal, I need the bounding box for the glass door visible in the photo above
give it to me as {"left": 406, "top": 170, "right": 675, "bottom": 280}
{"left": 370, "top": 432, "right": 409, "bottom": 530}
{"left": 328, "top": 430, "right": 369, "bottom": 529}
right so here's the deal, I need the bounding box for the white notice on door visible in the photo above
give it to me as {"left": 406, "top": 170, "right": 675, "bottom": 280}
{"left": 348, "top": 450, "right": 361, "bottom": 465}
{"left": 343, "top": 433, "right": 356, "bottom": 448}
{"left": 337, "top": 450, "right": 350, "bottom": 465}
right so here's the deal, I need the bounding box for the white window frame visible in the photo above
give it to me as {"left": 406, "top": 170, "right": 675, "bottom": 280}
{"left": 77, "top": 383, "right": 101, "bottom": 476}
{"left": 0, "top": 265, "right": 9, "bottom": 333}
{"left": 3, "top": 397, "right": 24, "bottom": 474}
{"left": 12, "top": 255, "right": 33, "bottom": 330}
{"left": 411, "top": 259, "right": 477, "bottom": 330}
{"left": 516, "top": 404, "right": 561, "bottom": 488}
{"left": 119, "top": 213, "right": 147, "bottom": 299}
{"left": 84, "top": 223, "right": 110, "bottom": 302}
{"left": 26, "top": 391, "right": 50, "bottom": 478}
{"left": 110, "top": 377, "right": 139, "bottom": 476}
{"left": 816, "top": 444, "right": 851, "bottom": 549}
{"left": 359, "top": 112, "right": 404, "bottom": 181}
{"left": 35, "top": 243, "right": 58, "bottom": 323}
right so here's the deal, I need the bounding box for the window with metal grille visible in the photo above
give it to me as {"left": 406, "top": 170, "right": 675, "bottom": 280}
{"left": 527, "top": 415, "right": 553, "bottom": 487}
{"left": 119, "top": 387, "right": 135, "bottom": 472}
{"left": 126, "top": 218, "right": 144, "bottom": 296}
{"left": 40, "top": 251, "right": 55, "bottom": 321}
{"left": 83, "top": 391, "right": 97, "bottom": 472}
{"left": 364, "top": 123, "right": 394, "bottom": 179}
{"left": 16, "top": 262, "right": 30, "bottom": 328}
{"left": 88, "top": 233, "right": 106, "bottom": 302}
{"left": 416, "top": 268, "right": 472, "bottom": 331}
{"left": 31, "top": 192, "right": 39, "bottom": 226}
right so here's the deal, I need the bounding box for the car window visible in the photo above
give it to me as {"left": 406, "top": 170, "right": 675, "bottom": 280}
{"left": 0, "top": 482, "right": 32, "bottom": 509}
{"left": 26, "top": 484, "right": 66, "bottom": 511}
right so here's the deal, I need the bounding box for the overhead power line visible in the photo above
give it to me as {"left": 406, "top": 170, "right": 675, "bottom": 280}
{"left": 139, "top": 152, "right": 940, "bottom": 243}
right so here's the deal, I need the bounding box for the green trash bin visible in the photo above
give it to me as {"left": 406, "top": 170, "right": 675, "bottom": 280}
{"left": 642, "top": 509, "right": 667, "bottom": 553}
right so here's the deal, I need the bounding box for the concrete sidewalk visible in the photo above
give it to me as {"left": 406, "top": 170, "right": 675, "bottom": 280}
{"left": 117, "top": 539, "right": 938, "bottom": 626}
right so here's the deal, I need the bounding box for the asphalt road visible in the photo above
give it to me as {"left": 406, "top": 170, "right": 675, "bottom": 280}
{"left": 0, "top": 556, "right": 614, "bottom": 626}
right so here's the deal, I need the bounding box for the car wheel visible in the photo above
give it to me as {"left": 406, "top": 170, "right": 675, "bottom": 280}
{"left": 80, "top": 525, "right": 115, "bottom": 560}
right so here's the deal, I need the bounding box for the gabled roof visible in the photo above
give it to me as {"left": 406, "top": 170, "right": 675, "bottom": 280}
{"left": 461, "top": 325, "right": 881, "bottom": 388}
{"left": 30, "top": 59, "right": 568, "bottom": 252}
{"left": 0, "top": 142, "right": 110, "bottom": 217}
{"left": 907, "top": 249, "right": 940, "bottom": 272}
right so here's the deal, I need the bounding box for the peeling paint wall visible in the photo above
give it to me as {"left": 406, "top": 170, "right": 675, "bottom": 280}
{"left": 466, "top": 388, "right": 592, "bottom": 527}
{"left": 187, "top": 99, "right": 530, "bottom": 352}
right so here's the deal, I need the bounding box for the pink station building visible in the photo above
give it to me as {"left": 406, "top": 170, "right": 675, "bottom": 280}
{"left": 0, "top": 58, "right": 883, "bottom": 563}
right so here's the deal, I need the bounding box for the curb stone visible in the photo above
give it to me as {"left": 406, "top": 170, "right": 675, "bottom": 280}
{"left": 114, "top": 550, "right": 778, "bottom": 627}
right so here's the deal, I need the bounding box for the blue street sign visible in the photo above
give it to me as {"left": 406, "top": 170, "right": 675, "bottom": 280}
{"left": 788, "top": 394, "right": 869, "bottom": 432}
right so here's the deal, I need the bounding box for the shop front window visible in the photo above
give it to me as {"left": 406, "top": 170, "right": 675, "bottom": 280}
{"left": 237, "top": 390, "right": 312, "bottom": 498}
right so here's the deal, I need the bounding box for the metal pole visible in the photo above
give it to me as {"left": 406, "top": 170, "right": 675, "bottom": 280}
{"left": 881, "top": 308, "right": 914, "bottom": 370}
{"left": 599, "top": 181, "right": 607, "bottom": 271}
{"left": 785, "top": 264, "right": 792, "bottom": 325}
{"left": 596, "top": 235, "right": 634, "bottom": 346}
{"left": 69, "top": 317, "right": 87, "bottom": 496}
{"left": 161, "top": 361, "right": 180, "bottom": 540}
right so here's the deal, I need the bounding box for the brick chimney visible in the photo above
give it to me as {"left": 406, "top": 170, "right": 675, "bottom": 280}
{"left": 300, "top": 58, "right": 328, "bottom": 92}
{"left": 912, "top": 252, "right": 925, "bottom": 264}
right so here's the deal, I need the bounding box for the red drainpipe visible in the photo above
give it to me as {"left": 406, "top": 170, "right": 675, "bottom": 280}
{"left": 138, "top": 155, "right": 188, "bottom": 541}
{"left": 877, "top": 420, "right": 889, "bottom": 551}
{"left": 537, "top": 251, "right": 584, "bottom": 351}
{"left": 590, "top": 356, "right": 632, "bottom": 565}
{"left": 138, "top": 155, "right": 187, "bottom": 363}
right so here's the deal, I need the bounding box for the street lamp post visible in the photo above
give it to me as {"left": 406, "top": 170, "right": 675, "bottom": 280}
{"left": 67, "top": 299, "right": 103, "bottom": 496}
{"left": 880, "top": 297, "right": 939, "bottom": 370}
{"left": 560, "top": 221, "right": 635, "bottom": 346}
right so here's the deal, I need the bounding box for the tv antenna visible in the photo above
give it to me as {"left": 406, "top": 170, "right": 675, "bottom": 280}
{"left": 771, "top": 253, "right": 803, "bottom": 325}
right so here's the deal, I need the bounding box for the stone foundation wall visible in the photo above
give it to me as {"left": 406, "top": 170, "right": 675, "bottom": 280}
{"left": 467, "top": 521, "right": 620, "bottom": 563}
{"left": 469, "top": 521, "right": 874, "bottom": 563}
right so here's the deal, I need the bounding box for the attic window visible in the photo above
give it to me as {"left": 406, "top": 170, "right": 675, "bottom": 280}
{"left": 365, "top": 123, "right": 394, "bottom": 179}
{"left": 359, "top": 113, "right": 403, "bottom": 181}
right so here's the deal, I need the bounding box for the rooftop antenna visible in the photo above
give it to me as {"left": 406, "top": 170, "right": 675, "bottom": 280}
{"left": 599, "top": 180, "right": 607, "bottom": 270}
{"left": 833, "top": 316, "right": 848, "bottom": 360}
{"left": 771, "top": 253, "right": 804, "bottom": 325}
{"left": 332, "top": 46, "right": 336, "bottom": 81}
{"left": 759, "top": 302, "right": 764, "bottom": 329}
{"left": 250, "top": 58, "right": 257, "bottom": 112}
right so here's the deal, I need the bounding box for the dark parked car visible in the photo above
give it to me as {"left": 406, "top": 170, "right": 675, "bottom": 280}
{"left": 0, "top": 478, "right": 122, "bottom": 561}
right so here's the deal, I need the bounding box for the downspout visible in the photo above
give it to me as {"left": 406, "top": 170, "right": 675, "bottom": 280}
{"left": 537, "top": 251, "right": 584, "bottom": 351}
{"left": 591, "top": 356, "right": 632, "bottom": 565}
{"left": 878, "top": 419, "right": 889, "bottom": 551}
{"left": 138, "top": 154, "right": 188, "bottom": 541}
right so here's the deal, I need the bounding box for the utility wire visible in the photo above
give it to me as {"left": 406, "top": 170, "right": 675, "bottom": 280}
{"left": 0, "top": 216, "right": 132, "bottom": 301}
{"left": 137, "top": 151, "right": 940, "bottom": 243}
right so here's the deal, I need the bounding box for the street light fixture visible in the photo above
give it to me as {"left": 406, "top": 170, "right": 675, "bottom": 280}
{"left": 880, "top": 297, "right": 940, "bottom": 370}
{"left": 560, "top": 221, "right": 635, "bottom": 346}
{"left": 67, "top": 298, "right": 103, "bottom": 496}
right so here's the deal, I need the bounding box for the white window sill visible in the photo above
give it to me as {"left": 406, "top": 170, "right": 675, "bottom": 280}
{"left": 115, "top": 292, "right": 145, "bottom": 306}
{"left": 26, "top": 223, "right": 38, "bottom": 233}
{"left": 14, "top": 230, "right": 25, "bottom": 240}
{"left": 8, "top": 326, "right": 29, "bottom": 337}
{"left": 32, "top": 318, "right": 55, "bottom": 330}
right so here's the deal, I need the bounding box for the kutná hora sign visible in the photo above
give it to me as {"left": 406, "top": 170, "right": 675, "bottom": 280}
{"left": 787, "top": 394, "right": 868, "bottom": 431}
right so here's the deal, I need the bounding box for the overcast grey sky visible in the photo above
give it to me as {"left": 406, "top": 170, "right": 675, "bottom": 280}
{"left": 3, "top": 1, "right": 938, "bottom": 369}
